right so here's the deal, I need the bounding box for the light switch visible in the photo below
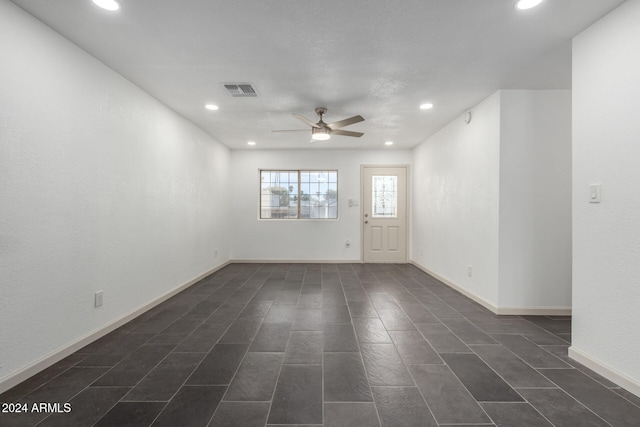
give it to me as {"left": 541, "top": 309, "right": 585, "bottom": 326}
{"left": 589, "top": 184, "right": 601, "bottom": 203}
{"left": 95, "top": 290, "right": 103, "bottom": 307}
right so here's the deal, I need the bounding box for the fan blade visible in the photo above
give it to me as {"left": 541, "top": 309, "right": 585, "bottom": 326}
{"left": 293, "top": 114, "right": 321, "bottom": 128}
{"left": 326, "top": 115, "right": 364, "bottom": 130}
{"left": 331, "top": 129, "right": 364, "bottom": 138}
{"left": 272, "top": 129, "right": 309, "bottom": 132}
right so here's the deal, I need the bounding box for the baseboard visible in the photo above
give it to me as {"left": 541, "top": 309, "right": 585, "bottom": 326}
{"left": 409, "top": 260, "right": 572, "bottom": 316}
{"left": 410, "top": 261, "right": 499, "bottom": 313}
{"left": 0, "top": 261, "right": 231, "bottom": 394}
{"left": 231, "top": 258, "right": 362, "bottom": 264}
{"left": 495, "top": 306, "right": 572, "bottom": 316}
{"left": 569, "top": 346, "right": 640, "bottom": 398}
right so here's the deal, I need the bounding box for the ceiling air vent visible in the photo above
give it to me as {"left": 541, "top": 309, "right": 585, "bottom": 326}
{"left": 223, "top": 83, "right": 258, "bottom": 97}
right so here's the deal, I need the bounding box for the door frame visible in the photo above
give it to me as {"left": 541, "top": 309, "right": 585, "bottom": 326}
{"left": 360, "top": 164, "right": 410, "bottom": 263}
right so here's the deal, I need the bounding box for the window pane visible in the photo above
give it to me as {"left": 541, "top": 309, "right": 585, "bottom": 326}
{"left": 320, "top": 170, "right": 337, "bottom": 219}
{"left": 260, "top": 170, "right": 298, "bottom": 219}
{"left": 372, "top": 175, "right": 397, "bottom": 218}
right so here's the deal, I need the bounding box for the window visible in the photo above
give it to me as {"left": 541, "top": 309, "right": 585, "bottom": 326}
{"left": 371, "top": 175, "right": 398, "bottom": 218}
{"left": 260, "top": 170, "right": 338, "bottom": 219}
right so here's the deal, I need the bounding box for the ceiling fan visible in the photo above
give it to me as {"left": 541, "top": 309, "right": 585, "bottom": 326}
{"left": 273, "top": 108, "right": 364, "bottom": 141}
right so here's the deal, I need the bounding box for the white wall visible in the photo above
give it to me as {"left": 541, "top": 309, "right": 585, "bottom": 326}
{"left": 0, "top": 1, "right": 230, "bottom": 389}
{"left": 411, "top": 90, "right": 572, "bottom": 313}
{"left": 499, "top": 90, "right": 572, "bottom": 309}
{"left": 571, "top": 0, "right": 640, "bottom": 393}
{"left": 230, "top": 149, "right": 411, "bottom": 261}
{"left": 411, "top": 92, "right": 502, "bottom": 307}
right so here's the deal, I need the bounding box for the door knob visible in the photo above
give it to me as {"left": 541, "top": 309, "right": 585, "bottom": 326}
{"left": 364, "top": 220, "right": 369, "bottom": 224}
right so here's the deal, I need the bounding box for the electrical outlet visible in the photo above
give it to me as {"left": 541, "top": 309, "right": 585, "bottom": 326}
{"left": 467, "top": 266, "right": 473, "bottom": 277}
{"left": 214, "top": 248, "right": 219, "bottom": 258}
{"left": 345, "top": 240, "right": 351, "bottom": 248}
{"left": 95, "top": 291, "right": 103, "bottom": 307}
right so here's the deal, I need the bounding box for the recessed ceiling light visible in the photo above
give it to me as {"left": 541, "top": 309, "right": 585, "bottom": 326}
{"left": 515, "top": 0, "right": 544, "bottom": 10}
{"left": 247, "top": 141, "right": 256, "bottom": 146}
{"left": 205, "top": 104, "right": 219, "bottom": 111}
{"left": 420, "top": 103, "right": 434, "bottom": 110}
{"left": 385, "top": 141, "right": 394, "bottom": 146}
{"left": 92, "top": 0, "right": 120, "bottom": 11}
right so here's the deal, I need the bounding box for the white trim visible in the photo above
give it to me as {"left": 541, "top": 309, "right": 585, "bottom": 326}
{"left": 495, "top": 306, "right": 572, "bottom": 316}
{"left": 230, "top": 259, "right": 361, "bottom": 264}
{"left": 569, "top": 346, "right": 640, "bottom": 398}
{"left": 410, "top": 260, "right": 572, "bottom": 316}
{"left": 410, "top": 260, "right": 498, "bottom": 313}
{"left": 0, "top": 261, "right": 231, "bottom": 394}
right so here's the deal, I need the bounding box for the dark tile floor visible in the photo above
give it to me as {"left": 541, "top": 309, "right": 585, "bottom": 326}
{"left": 2, "top": 263, "right": 640, "bottom": 426}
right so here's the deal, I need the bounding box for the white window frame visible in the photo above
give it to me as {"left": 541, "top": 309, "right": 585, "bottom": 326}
{"left": 259, "top": 169, "right": 338, "bottom": 220}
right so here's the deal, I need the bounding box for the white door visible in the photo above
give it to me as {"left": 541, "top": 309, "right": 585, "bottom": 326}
{"left": 362, "top": 166, "right": 408, "bottom": 263}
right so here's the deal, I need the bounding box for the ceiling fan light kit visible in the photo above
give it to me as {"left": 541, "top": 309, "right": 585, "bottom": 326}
{"left": 311, "top": 127, "right": 331, "bottom": 141}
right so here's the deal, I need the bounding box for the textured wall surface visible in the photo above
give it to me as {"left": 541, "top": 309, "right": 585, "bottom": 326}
{"left": 230, "top": 149, "right": 412, "bottom": 261}
{"left": 499, "top": 90, "right": 572, "bottom": 309}
{"left": 572, "top": 0, "right": 640, "bottom": 384}
{"left": 0, "top": 1, "right": 230, "bottom": 384}
{"left": 412, "top": 92, "right": 502, "bottom": 306}
{"left": 411, "top": 89, "right": 572, "bottom": 311}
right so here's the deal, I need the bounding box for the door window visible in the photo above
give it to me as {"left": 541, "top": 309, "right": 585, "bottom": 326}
{"left": 372, "top": 175, "right": 398, "bottom": 218}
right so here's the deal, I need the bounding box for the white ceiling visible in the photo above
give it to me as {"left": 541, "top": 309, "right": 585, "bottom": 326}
{"left": 11, "top": 0, "right": 625, "bottom": 150}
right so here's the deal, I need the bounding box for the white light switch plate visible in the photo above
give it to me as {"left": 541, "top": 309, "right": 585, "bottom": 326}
{"left": 95, "top": 291, "right": 103, "bottom": 307}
